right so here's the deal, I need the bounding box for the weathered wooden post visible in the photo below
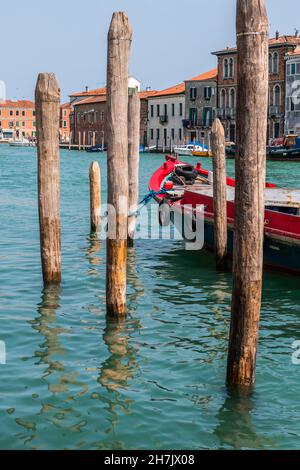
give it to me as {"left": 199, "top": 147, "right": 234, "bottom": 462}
{"left": 128, "top": 84, "right": 140, "bottom": 246}
{"left": 69, "top": 131, "right": 72, "bottom": 150}
{"left": 83, "top": 131, "right": 86, "bottom": 150}
{"left": 35, "top": 73, "right": 61, "bottom": 285}
{"left": 92, "top": 131, "right": 96, "bottom": 147}
{"left": 227, "top": 0, "right": 269, "bottom": 387}
{"left": 106, "top": 12, "right": 132, "bottom": 317}
{"left": 78, "top": 131, "right": 81, "bottom": 150}
{"left": 211, "top": 118, "right": 227, "bottom": 270}
{"left": 89, "top": 161, "right": 101, "bottom": 232}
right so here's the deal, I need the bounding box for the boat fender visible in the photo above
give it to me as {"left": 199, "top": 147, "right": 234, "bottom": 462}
{"left": 175, "top": 165, "right": 198, "bottom": 181}
{"left": 158, "top": 200, "right": 171, "bottom": 227}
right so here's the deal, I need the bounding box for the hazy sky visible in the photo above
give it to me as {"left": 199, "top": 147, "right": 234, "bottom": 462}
{"left": 1, "top": 0, "right": 299, "bottom": 102}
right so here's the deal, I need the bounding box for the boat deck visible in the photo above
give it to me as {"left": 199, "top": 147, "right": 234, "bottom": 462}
{"left": 170, "top": 182, "right": 300, "bottom": 208}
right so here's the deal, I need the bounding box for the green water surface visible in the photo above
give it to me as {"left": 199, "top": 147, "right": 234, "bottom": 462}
{"left": 0, "top": 145, "right": 300, "bottom": 450}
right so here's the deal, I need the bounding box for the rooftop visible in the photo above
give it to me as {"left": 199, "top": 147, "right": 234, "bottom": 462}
{"left": 287, "top": 46, "right": 300, "bottom": 57}
{"left": 149, "top": 83, "right": 185, "bottom": 99}
{"left": 70, "top": 86, "right": 107, "bottom": 98}
{"left": 73, "top": 90, "right": 158, "bottom": 107}
{"left": 212, "top": 34, "right": 300, "bottom": 56}
{"left": 0, "top": 99, "right": 35, "bottom": 108}
{"left": 186, "top": 68, "right": 218, "bottom": 82}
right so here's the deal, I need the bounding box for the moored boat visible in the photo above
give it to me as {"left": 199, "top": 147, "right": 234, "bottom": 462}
{"left": 149, "top": 155, "right": 300, "bottom": 274}
{"left": 9, "top": 138, "right": 36, "bottom": 147}
{"left": 173, "top": 143, "right": 208, "bottom": 156}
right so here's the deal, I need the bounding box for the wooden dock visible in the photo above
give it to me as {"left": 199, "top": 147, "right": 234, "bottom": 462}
{"left": 59, "top": 143, "right": 92, "bottom": 151}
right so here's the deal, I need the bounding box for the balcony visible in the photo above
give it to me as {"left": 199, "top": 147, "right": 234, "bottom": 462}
{"left": 269, "top": 106, "right": 282, "bottom": 117}
{"left": 159, "top": 115, "right": 168, "bottom": 124}
{"left": 182, "top": 118, "right": 213, "bottom": 129}
{"left": 216, "top": 108, "right": 236, "bottom": 120}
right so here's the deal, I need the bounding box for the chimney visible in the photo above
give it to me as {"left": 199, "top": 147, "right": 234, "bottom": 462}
{"left": 85, "top": 86, "right": 89, "bottom": 93}
{"left": 295, "top": 29, "right": 299, "bottom": 37}
{"left": 276, "top": 30, "right": 279, "bottom": 40}
{"left": 146, "top": 86, "right": 151, "bottom": 92}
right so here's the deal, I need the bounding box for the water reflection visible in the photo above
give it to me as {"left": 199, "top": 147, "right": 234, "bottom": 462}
{"left": 214, "top": 389, "right": 272, "bottom": 449}
{"left": 127, "top": 246, "right": 145, "bottom": 306}
{"left": 31, "top": 286, "right": 89, "bottom": 436}
{"left": 85, "top": 233, "right": 102, "bottom": 276}
{"left": 98, "top": 318, "right": 139, "bottom": 394}
{"left": 33, "top": 285, "right": 66, "bottom": 380}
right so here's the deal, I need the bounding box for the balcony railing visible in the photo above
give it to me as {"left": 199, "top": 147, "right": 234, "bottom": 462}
{"left": 268, "top": 106, "right": 282, "bottom": 117}
{"left": 216, "top": 108, "right": 236, "bottom": 119}
{"left": 159, "top": 115, "right": 168, "bottom": 124}
{"left": 182, "top": 118, "right": 213, "bottom": 129}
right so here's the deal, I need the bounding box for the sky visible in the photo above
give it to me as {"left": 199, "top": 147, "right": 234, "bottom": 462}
{"left": 1, "top": 0, "right": 299, "bottom": 102}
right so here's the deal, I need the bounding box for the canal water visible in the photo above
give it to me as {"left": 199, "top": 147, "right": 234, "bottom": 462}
{"left": 1, "top": 144, "right": 300, "bottom": 450}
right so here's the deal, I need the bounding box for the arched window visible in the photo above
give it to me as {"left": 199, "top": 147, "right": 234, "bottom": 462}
{"left": 269, "top": 53, "right": 273, "bottom": 73}
{"left": 272, "top": 52, "right": 279, "bottom": 74}
{"left": 229, "top": 58, "right": 234, "bottom": 78}
{"left": 273, "top": 84, "right": 281, "bottom": 107}
{"left": 223, "top": 59, "right": 229, "bottom": 78}
{"left": 220, "top": 89, "right": 226, "bottom": 108}
{"left": 229, "top": 88, "right": 235, "bottom": 108}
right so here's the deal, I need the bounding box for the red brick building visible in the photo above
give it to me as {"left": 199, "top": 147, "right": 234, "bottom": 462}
{"left": 70, "top": 87, "right": 156, "bottom": 147}
{"left": 0, "top": 100, "right": 36, "bottom": 140}
{"left": 212, "top": 33, "right": 300, "bottom": 142}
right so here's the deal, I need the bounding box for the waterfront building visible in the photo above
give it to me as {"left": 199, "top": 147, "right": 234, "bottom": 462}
{"left": 0, "top": 100, "right": 36, "bottom": 140}
{"left": 212, "top": 32, "right": 300, "bottom": 142}
{"left": 285, "top": 46, "right": 300, "bottom": 136}
{"left": 59, "top": 102, "right": 72, "bottom": 143}
{"left": 147, "top": 83, "right": 185, "bottom": 150}
{"left": 183, "top": 68, "right": 217, "bottom": 146}
{"left": 70, "top": 82, "right": 156, "bottom": 147}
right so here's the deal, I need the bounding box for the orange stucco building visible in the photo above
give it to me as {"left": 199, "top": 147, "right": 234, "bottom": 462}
{"left": 0, "top": 100, "right": 36, "bottom": 139}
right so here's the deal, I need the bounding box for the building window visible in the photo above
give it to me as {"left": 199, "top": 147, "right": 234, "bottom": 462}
{"left": 172, "top": 103, "right": 175, "bottom": 116}
{"left": 229, "top": 58, "right": 234, "bottom": 78}
{"left": 22, "top": 122, "right": 25, "bottom": 127}
{"left": 179, "top": 103, "right": 183, "bottom": 116}
{"left": 223, "top": 59, "right": 229, "bottom": 78}
{"left": 150, "top": 129, "right": 154, "bottom": 140}
{"left": 164, "top": 128, "right": 167, "bottom": 145}
{"left": 204, "top": 87, "right": 212, "bottom": 100}
{"left": 156, "top": 104, "right": 160, "bottom": 117}
{"left": 171, "top": 128, "right": 175, "bottom": 140}
{"left": 179, "top": 128, "right": 182, "bottom": 141}
{"left": 270, "top": 52, "right": 279, "bottom": 74}
{"left": 156, "top": 129, "right": 160, "bottom": 141}
{"left": 33, "top": 110, "right": 36, "bottom": 116}
{"left": 273, "top": 84, "right": 281, "bottom": 107}
{"left": 190, "top": 87, "right": 197, "bottom": 100}
{"left": 16, "top": 122, "right": 19, "bottom": 127}
{"left": 64, "top": 110, "right": 67, "bottom": 116}
{"left": 10, "top": 110, "right": 13, "bottom": 116}
{"left": 272, "top": 52, "right": 279, "bottom": 74}
{"left": 229, "top": 88, "right": 235, "bottom": 108}
{"left": 63, "top": 121, "right": 67, "bottom": 128}
{"left": 220, "top": 89, "right": 226, "bottom": 108}
{"left": 150, "top": 105, "right": 154, "bottom": 117}
{"left": 16, "top": 110, "right": 19, "bottom": 116}
{"left": 22, "top": 111, "right": 25, "bottom": 116}
{"left": 164, "top": 103, "right": 168, "bottom": 116}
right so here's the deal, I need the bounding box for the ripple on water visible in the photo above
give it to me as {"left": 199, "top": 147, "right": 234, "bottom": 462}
{"left": 1, "top": 147, "right": 300, "bottom": 449}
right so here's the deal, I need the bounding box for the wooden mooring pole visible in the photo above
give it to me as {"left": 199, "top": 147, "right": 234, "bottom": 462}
{"left": 106, "top": 12, "right": 132, "bottom": 317}
{"left": 89, "top": 161, "right": 101, "bottom": 232}
{"left": 211, "top": 118, "right": 227, "bottom": 270}
{"left": 128, "top": 85, "right": 141, "bottom": 246}
{"left": 227, "top": 0, "right": 269, "bottom": 387}
{"left": 35, "top": 73, "right": 61, "bottom": 285}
